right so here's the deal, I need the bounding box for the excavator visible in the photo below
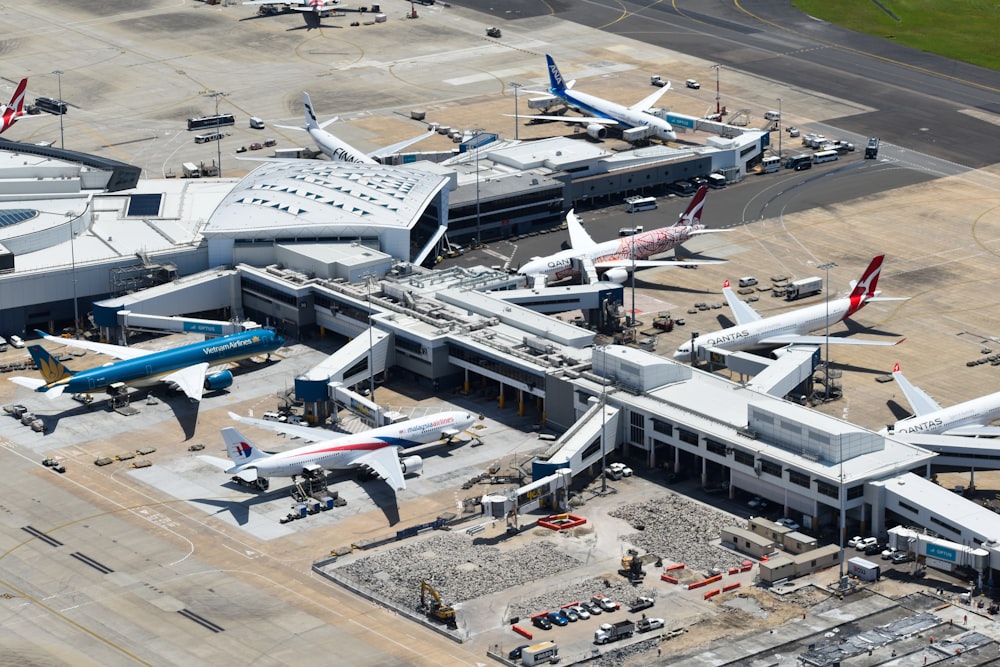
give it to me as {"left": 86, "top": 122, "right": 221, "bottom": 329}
{"left": 419, "top": 580, "right": 457, "bottom": 627}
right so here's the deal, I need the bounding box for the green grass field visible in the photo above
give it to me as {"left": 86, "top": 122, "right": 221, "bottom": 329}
{"left": 793, "top": 0, "right": 1000, "bottom": 71}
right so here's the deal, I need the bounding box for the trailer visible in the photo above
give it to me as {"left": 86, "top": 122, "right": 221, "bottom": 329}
{"left": 785, "top": 276, "right": 822, "bottom": 301}
{"left": 847, "top": 556, "right": 880, "bottom": 582}
{"left": 521, "top": 641, "right": 559, "bottom": 666}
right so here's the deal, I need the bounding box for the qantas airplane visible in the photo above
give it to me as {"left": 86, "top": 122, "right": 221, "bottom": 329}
{"left": 1, "top": 78, "right": 35, "bottom": 135}
{"left": 11, "top": 329, "right": 283, "bottom": 401}
{"left": 521, "top": 55, "right": 677, "bottom": 142}
{"left": 518, "top": 185, "right": 725, "bottom": 284}
{"left": 205, "top": 410, "right": 477, "bottom": 491}
{"left": 673, "top": 255, "right": 907, "bottom": 360}
{"left": 275, "top": 92, "right": 433, "bottom": 163}
{"left": 884, "top": 363, "right": 1000, "bottom": 437}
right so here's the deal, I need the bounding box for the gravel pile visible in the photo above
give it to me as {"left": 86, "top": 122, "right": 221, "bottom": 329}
{"left": 589, "top": 637, "right": 660, "bottom": 667}
{"left": 335, "top": 532, "right": 583, "bottom": 606}
{"left": 609, "top": 494, "right": 746, "bottom": 574}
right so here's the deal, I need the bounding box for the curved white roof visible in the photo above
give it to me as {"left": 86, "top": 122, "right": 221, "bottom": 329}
{"left": 204, "top": 160, "right": 449, "bottom": 239}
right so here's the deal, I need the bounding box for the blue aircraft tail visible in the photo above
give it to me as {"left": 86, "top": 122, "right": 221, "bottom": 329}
{"left": 26, "top": 344, "right": 74, "bottom": 387}
{"left": 546, "top": 54, "right": 567, "bottom": 94}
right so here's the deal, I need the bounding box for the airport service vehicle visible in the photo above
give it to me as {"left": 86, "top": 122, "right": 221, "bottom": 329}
{"left": 706, "top": 173, "right": 727, "bottom": 188}
{"left": 865, "top": 137, "right": 880, "bottom": 159}
{"left": 608, "top": 462, "right": 633, "bottom": 477}
{"left": 523, "top": 54, "right": 678, "bottom": 142}
{"left": 685, "top": 79, "right": 700, "bottom": 89}
{"left": 205, "top": 410, "right": 476, "bottom": 491}
{"left": 518, "top": 185, "right": 724, "bottom": 285}
{"left": 275, "top": 92, "right": 433, "bottom": 164}
{"left": 187, "top": 113, "right": 235, "bottom": 131}
{"left": 591, "top": 594, "right": 618, "bottom": 612}
{"left": 637, "top": 617, "right": 665, "bottom": 632}
{"left": 521, "top": 641, "right": 559, "bottom": 666}
{"left": 812, "top": 149, "right": 839, "bottom": 164}
{"left": 785, "top": 276, "right": 823, "bottom": 301}
{"left": 594, "top": 619, "right": 634, "bottom": 644}
{"left": 760, "top": 156, "right": 782, "bottom": 173}
{"left": 847, "top": 557, "right": 880, "bottom": 581}
{"left": 776, "top": 518, "right": 800, "bottom": 531}
{"left": 673, "top": 255, "right": 907, "bottom": 360}
{"left": 12, "top": 329, "right": 283, "bottom": 402}
{"left": 8, "top": 335, "right": 24, "bottom": 348}
{"left": 629, "top": 596, "right": 654, "bottom": 613}
{"left": 625, "top": 195, "right": 657, "bottom": 213}
{"left": 884, "top": 363, "right": 1000, "bottom": 436}
{"left": 785, "top": 154, "right": 812, "bottom": 171}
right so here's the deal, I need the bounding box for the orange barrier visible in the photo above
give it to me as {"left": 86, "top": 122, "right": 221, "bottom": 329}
{"left": 688, "top": 579, "right": 707, "bottom": 590}
{"left": 512, "top": 624, "right": 532, "bottom": 639}
{"left": 664, "top": 563, "right": 685, "bottom": 572}
{"left": 727, "top": 567, "right": 739, "bottom": 575}
{"left": 704, "top": 588, "right": 721, "bottom": 600}
{"left": 660, "top": 574, "right": 679, "bottom": 584}
{"left": 688, "top": 573, "right": 723, "bottom": 590}
{"left": 722, "top": 582, "right": 741, "bottom": 592}
{"left": 538, "top": 513, "right": 587, "bottom": 531}
{"left": 740, "top": 563, "right": 754, "bottom": 572}
{"left": 561, "top": 601, "right": 580, "bottom": 610}
{"left": 705, "top": 574, "right": 723, "bottom": 584}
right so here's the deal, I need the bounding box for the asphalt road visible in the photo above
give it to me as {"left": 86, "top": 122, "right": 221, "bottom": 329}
{"left": 455, "top": 0, "right": 1000, "bottom": 168}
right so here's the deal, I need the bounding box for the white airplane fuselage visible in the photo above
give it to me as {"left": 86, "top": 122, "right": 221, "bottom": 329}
{"left": 892, "top": 393, "right": 1000, "bottom": 435}
{"left": 309, "top": 126, "right": 374, "bottom": 164}
{"left": 556, "top": 88, "right": 677, "bottom": 142}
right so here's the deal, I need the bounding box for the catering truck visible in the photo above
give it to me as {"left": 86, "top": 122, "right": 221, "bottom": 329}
{"left": 785, "top": 276, "right": 823, "bottom": 301}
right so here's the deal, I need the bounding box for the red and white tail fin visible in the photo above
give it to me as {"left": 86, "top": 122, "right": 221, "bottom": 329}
{"left": 1, "top": 78, "right": 28, "bottom": 134}
{"left": 674, "top": 185, "right": 708, "bottom": 227}
{"left": 848, "top": 255, "right": 885, "bottom": 300}
{"left": 892, "top": 362, "right": 900, "bottom": 374}
{"left": 723, "top": 279, "right": 730, "bottom": 289}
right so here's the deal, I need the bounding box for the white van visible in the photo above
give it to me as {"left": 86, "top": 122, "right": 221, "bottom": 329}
{"left": 262, "top": 411, "right": 286, "bottom": 422}
{"left": 738, "top": 276, "right": 758, "bottom": 288}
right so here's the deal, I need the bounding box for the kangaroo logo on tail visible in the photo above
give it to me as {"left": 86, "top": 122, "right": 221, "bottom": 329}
{"left": 845, "top": 254, "right": 885, "bottom": 317}
{"left": 1, "top": 78, "right": 29, "bottom": 135}
{"left": 675, "top": 185, "right": 708, "bottom": 227}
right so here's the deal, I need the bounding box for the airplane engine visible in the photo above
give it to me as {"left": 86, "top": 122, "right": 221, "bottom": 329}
{"left": 400, "top": 455, "right": 423, "bottom": 475}
{"left": 600, "top": 267, "right": 629, "bottom": 284}
{"left": 203, "top": 370, "right": 234, "bottom": 391}
{"left": 586, "top": 124, "right": 607, "bottom": 140}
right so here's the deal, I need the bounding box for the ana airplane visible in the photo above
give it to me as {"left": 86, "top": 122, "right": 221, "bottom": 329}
{"left": 673, "top": 255, "right": 907, "bottom": 360}
{"left": 275, "top": 92, "right": 433, "bottom": 163}
{"left": 518, "top": 185, "right": 725, "bottom": 284}
{"left": 1, "top": 78, "right": 34, "bottom": 135}
{"left": 205, "top": 410, "right": 477, "bottom": 491}
{"left": 884, "top": 363, "right": 1000, "bottom": 437}
{"left": 521, "top": 54, "right": 677, "bottom": 142}
{"left": 11, "top": 329, "right": 283, "bottom": 401}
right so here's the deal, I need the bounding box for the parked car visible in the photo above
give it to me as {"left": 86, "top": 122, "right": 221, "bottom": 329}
{"left": 592, "top": 594, "right": 618, "bottom": 612}
{"left": 864, "top": 542, "right": 883, "bottom": 556}
{"left": 847, "top": 535, "right": 863, "bottom": 548}
{"left": 508, "top": 645, "right": 530, "bottom": 660}
{"left": 8, "top": 335, "right": 25, "bottom": 348}
{"left": 881, "top": 548, "right": 896, "bottom": 560}
{"left": 532, "top": 614, "right": 553, "bottom": 630}
{"left": 637, "top": 617, "right": 665, "bottom": 632}
{"left": 855, "top": 537, "right": 878, "bottom": 551}
{"left": 747, "top": 496, "right": 767, "bottom": 509}
{"left": 776, "top": 518, "right": 800, "bottom": 531}
{"left": 609, "top": 462, "right": 633, "bottom": 477}
{"left": 892, "top": 551, "right": 914, "bottom": 564}
{"left": 581, "top": 600, "right": 602, "bottom": 615}
{"left": 547, "top": 610, "right": 569, "bottom": 626}
{"left": 569, "top": 604, "right": 590, "bottom": 620}
{"left": 668, "top": 180, "right": 697, "bottom": 196}
{"left": 562, "top": 606, "right": 579, "bottom": 622}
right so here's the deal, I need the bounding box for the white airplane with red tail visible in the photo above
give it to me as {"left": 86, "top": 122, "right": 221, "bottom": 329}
{"left": 673, "top": 255, "right": 908, "bottom": 360}
{"left": 885, "top": 363, "right": 1000, "bottom": 437}
{"left": 1, "top": 78, "right": 36, "bottom": 135}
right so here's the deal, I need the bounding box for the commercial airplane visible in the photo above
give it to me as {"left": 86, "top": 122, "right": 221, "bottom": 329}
{"left": 884, "top": 363, "right": 1000, "bottom": 437}
{"left": 1, "top": 78, "right": 36, "bottom": 135}
{"left": 673, "top": 255, "right": 907, "bottom": 360}
{"left": 518, "top": 185, "right": 725, "bottom": 284}
{"left": 204, "top": 410, "right": 477, "bottom": 491}
{"left": 520, "top": 55, "right": 677, "bottom": 142}
{"left": 275, "top": 92, "right": 433, "bottom": 163}
{"left": 243, "top": 0, "right": 341, "bottom": 28}
{"left": 11, "top": 329, "right": 284, "bottom": 401}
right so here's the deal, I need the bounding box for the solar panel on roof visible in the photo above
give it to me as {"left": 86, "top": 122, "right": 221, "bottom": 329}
{"left": 126, "top": 193, "right": 162, "bottom": 217}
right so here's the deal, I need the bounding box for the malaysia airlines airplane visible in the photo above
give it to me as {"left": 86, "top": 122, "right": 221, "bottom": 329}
{"left": 206, "top": 410, "right": 477, "bottom": 491}
{"left": 518, "top": 185, "right": 725, "bottom": 284}
{"left": 1, "top": 78, "right": 35, "bottom": 135}
{"left": 522, "top": 55, "right": 677, "bottom": 142}
{"left": 884, "top": 363, "right": 1000, "bottom": 437}
{"left": 673, "top": 255, "right": 907, "bottom": 360}
{"left": 12, "top": 329, "right": 283, "bottom": 401}
{"left": 275, "top": 92, "right": 433, "bottom": 163}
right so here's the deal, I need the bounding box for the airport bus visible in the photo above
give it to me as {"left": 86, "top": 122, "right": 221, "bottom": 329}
{"left": 194, "top": 132, "right": 224, "bottom": 144}
{"left": 760, "top": 156, "right": 781, "bottom": 173}
{"left": 785, "top": 154, "right": 812, "bottom": 171}
{"left": 625, "top": 196, "right": 657, "bottom": 213}
{"left": 812, "top": 149, "right": 839, "bottom": 164}
{"left": 187, "top": 114, "right": 235, "bottom": 131}
{"left": 34, "top": 97, "right": 67, "bottom": 115}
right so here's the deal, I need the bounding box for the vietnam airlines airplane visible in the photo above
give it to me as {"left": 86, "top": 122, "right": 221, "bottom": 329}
{"left": 522, "top": 55, "right": 677, "bottom": 142}
{"left": 884, "top": 363, "right": 1000, "bottom": 437}
{"left": 1, "top": 78, "right": 35, "bottom": 135}
{"left": 673, "top": 255, "right": 907, "bottom": 360}
{"left": 518, "top": 185, "right": 725, "bottom": 284}
{"left": 11, "top": 329, "right": 284, "bottom": 401}
{"left": 275, "top": 92, "right": 433, "bottom": 163}
{"left": 204, "top": 410, "right": 477, "bottom": 491}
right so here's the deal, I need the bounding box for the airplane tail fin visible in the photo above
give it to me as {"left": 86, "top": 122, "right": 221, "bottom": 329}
{"left": 848, "top": 255, "right": 885, "bottom": 300}
{"left": 674, "top": 185, "right": 708, "bottom": 227}
{"left": 545, "top": 54, "right": 570, "bottom": 94}
{"left": 565, "top": 209, "right": 597, "bottom": 251}
{"left": 27, "top": 344, "right": 73, "bottom": 386}
{"left": 302, "top": 92, "right": 321, "bottom": 130}
{"left": 7, "top": 78, "right": 28, "bottom": 115}
{"left": 221, "top": 427, "right": 269, "bottom": 465}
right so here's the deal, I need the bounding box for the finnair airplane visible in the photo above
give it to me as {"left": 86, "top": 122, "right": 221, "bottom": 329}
{"left": 673, "top": 255, "right": 907, "bottom": 360}
{"left": 518, "top": 185, "right": 725, "bottom": 284}
{"left": 204, "top": 410, "right": 477, "bottom": 491}
{"left": 1, "top": 78, "right": 36, "bottom": 135}
{"left": 275, "top": 92, "right": 433, "bottom": 163}
{"left": 12, "top": 329, "right": 283, "bottom": 401}
{"left": 885, "top": 363, "right": 1000, "bottom": 437}
{"left": 522, "top": 54, "right": 677, "bottom": 142}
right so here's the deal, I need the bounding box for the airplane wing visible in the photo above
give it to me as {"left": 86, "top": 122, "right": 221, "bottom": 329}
{"left": 721, "top": 283, "right": 762, "bottom": 325}
{"left": 354, "top": 446, "right": 406, "bottom": 490}
{"left": 891, "top": 366, "right": 941, "bottom": 415}
{"left": 566, "top": 209, "right": 596, "bottom": 251}
{"left": 629, "top": 81, "right": 672, "bottom": 112}
{"left": 162, "top": 362, "right": 210, "bottom": 401}
{"left": 228, "top": 411, "right": 325, "bottom": 442}
{"left": 594, "top": 259, "right": 725, "bottom": 269}
{"left": 35, "top": 330, "right": 152, "bottom": 360}
{"left": 942, "top": 425, "right": 1000, "bottom": 437}
{"left": 759, "top": 334, "right": 904, "bottom": 347}
{"left": 522, "top": 114, "right": 620, "bottom": 126}
{"left": 369, "top": 129, "right": 435, "bottom": 160}
{"left": 273, "top": 124, "right": 307, "bottom": 132}
{"left": 9, "top": 376, "right": 46, "bottom": 391}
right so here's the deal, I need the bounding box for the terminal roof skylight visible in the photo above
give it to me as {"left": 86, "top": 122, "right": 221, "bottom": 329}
{"left": 0, "top": 209, "right": 38, "bottom": 227}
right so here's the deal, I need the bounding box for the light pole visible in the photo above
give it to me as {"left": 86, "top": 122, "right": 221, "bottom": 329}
{"left": 630, "top": 228, "right": 637, "bottom": 328}
{"left": 510, "top": 83, "right": 522, "bottom": 141}
{"left": 599, "top": 345, "right": 609, "bottom": 493}
{"left": 52, "top": 70, "right": 64, "bottom": 148}
{"left": 362, "top": 272, "right": 377, "bottom": 402}
{"left": 69, "top": 225, "right": 78, "bottom": 334}
{"left": 711, "top": 64, "right": 721, "bottom": 117}
{"left": 473, "top": 128, "right": 484, "bottom": 247}
{"left": 777, "top": 97, "right": 782, "bottom": 158}
{"left": 818, "top": 262, "right": 837, "bottom": 401}
{"left": 207, "top": 91, "right": 226, "bottom": 177}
